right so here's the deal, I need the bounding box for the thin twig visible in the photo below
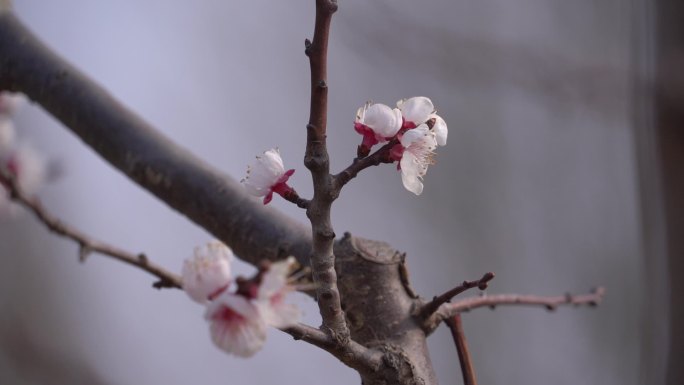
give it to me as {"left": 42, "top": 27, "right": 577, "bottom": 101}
{"left": 283, "top": 323, "right": 382, "bottom": 372}
{"left": 281, "top": 190, "right": 311, "bottom": 209}
{"left": 445, "top": 314, "right": 478, "bottom": 385}
{"left": 420, "top": 272, "right": 495, "bottom": 319}
{"left": 0, "top": 171, "right": 182, "bottom": 289}
{"left": 333, "top": 139, "right": 397, "bottom": 190}
{"left": 427, "top": 287, "right": 606, "bottom": 332}
{"left": 303, "top": 0, "right": 350, "bottom": 344}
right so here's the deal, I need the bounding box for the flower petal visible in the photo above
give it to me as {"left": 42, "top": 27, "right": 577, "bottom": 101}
{"left": 400, "top": 153, "right": 424, "bottom": 195}
{"left": 398, "top": 97, "right": 434, "bottom": 125}
{"left": 257, "top": 257, "right": 295, "bottom": 300}
{"left": 9, "top": 143, "right": 46, "bottom": 195}
{"left": 400, "top": 124, "right": 430, "bottom": 147}
{"left": 242, "top": 148, "right": 288, "bottom": 197}
{"left": 259, "top": 300, "right": 301, "bottom": 329}
{"left": 362, "top": 103, "right": 402, "bottom": 138}
{"left": 182, "top": 241, "right": 233, "bottom": 304}
{"left": 430, "top": 114, "right": 448, "bottom": 146}
{"left": 206, "top": 293, "right": 267, "bottom": 357}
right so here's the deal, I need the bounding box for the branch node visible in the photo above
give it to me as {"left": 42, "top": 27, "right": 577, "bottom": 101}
{"left": 304, "top": 38, "right": 312, "bottom": 56}
{"left": 420, "top": 271, "right": 496, "bottom": 318}
{"left": 78, "top": 244, "right": 92, "bottom": 263}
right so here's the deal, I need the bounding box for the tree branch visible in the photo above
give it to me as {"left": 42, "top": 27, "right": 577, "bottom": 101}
{"left": 445, "top": 314, "right": 478, "bottom": 385}
{"left": 419, "top": 272, "right": 495, "bottom": 319}
{"left": 284, "top": 323, "right": 382, "bottom": 373}
{"left": 333, "top": 139, "right": 397, "bottom": 191}
{"left": 0, "top": 171, "right": 182, "bottom": 289}
{"left": 303, "top": 0, "right": 349, "bottom": 343}
{"left": 426, "top": 287, "right": 606, "bottom": 331}
{"left": 0, "top": 12, "right": 312, "bottom": 268}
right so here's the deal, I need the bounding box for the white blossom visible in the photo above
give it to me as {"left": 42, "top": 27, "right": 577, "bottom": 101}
{"left": 399, "top": 125, "right": 437, "bottom": 195}
{"left": 397, "top": 96, "right": 434, "bottom": 127}
{"left": 182, "top": 241, "right": 233, "bottom": 304}
{"left": 397, "top": 97, "right": 448, "bottom": 146}
{"left": 355, "top": 102, "right": 403, "bottom": 139}
{"left": 256, "top": 257, "right": 301, "bottom": 328}
{"left": 205, "top": 292, "right": 267, "bottom": 358}
{"left": 4, "top": 143, "right": 46, "bottom": 195}
{"left": 242, "top": 148, "right": 295, "bottom": 205}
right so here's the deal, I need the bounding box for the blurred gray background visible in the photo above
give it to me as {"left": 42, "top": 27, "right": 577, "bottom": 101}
{"left": 0, "top": 0, "right": 651, "bottom": 384}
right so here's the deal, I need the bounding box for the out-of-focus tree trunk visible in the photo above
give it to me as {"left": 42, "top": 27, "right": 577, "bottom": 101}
{"left": 648, "top": 0, "right": 684, "bottom": 383}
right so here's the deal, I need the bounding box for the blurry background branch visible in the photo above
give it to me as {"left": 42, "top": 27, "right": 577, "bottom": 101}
{"left": 0, "top": 170, "right": 182, "bottom": 289}
{"left": 425, "top": 287, "right": 605, "bottom": 332}
{"left": 445, "top": 314, "right": 477, "bottom": 385}
{"left": 0, "top": 12, "right": 313, "bottom": 269}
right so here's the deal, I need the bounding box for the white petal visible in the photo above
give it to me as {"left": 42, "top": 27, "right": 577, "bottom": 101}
{"left": 400, "top": 153, "right": 424, "bottom": 195}
{"left": 257, "top": 256, "right": 295, "bottom": 300}
{"left": 242, "top": 148, "right": 287, "bottom": 195}
{"left": 362, "top": 103, "right": 402, "bottom": 138}
{"left": 182, "top": 241, "right": 233, "bottom": 304}
{"left": 400, "top": 125, "right": 431, "bottom": 147}
{"left": 430, "top": 114, "right": 448, "bottom": 146}
{"left": 398, "top": 125, "right": 435, "bottom": 196}
{"left": 261, "top": 148, "right": 286, "bottom": 175}
{"left": 398, "top": 96, "right": 434, "bottom": 125}
{"left": 206, "top": 294, "right": 267, "bottom": 357}
{"left": 11, "top": 143, "right": 46, "bottom": 195}
{"left": 259, "top": 301, "right": 301, "bottom": 329}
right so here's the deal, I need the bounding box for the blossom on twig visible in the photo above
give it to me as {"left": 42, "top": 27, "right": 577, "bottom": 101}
{"left": 205, "top": 291, "right": 268, "bottom": 357}
{"left": 182, "top": 241, "right": 233, "bottom": 304}
{"left": 0, "top": 92, "right": 46, "bottom": 213}
{"left": 241, "top": 148, "right": 297, "bottom": 205}
{"left": 397, "top": 96, "right": 448, "bottom": 146}
{"left": 255, "top": 257, "right": 302, "bottom": 328}
{"left": 354, "top": 102, "right": 403, "bottom": 156}
{"left": 395, "top": 125, "right": 437, "bottom": 195}
{"left": 183, "top": 242, "right": 301, "bottom": 357}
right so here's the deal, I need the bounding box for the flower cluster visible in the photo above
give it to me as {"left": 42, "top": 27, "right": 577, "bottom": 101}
{"left": 182, "top": 241, "right": 301, "bottom": 357}
{"left": 241, "top": 148, "right": 298, "bottom": 205}
{"left": 0, "top": 91, "right": 46, "bottom": 213}
{"left": 355, "top": 96, "right": 447, "bottom": 195}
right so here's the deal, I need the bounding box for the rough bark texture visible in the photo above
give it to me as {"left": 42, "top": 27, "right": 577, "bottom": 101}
{"left": 304, "top": 0, "right": 350, "bottom": 343}
{"left": 335, "top": 235, "right": 437, "bottom": 384}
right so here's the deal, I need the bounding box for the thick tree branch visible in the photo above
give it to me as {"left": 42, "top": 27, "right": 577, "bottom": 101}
{"left": 0, "top": 12, "right": 312, "bottom": 268}
{"left": 419, "top": 272, "right": 495, "bottom": 319}
{"left": 303, "top": 0, "right": 349, "bottom": 343}
{"left": 0, "top": 171, "right": 182, "bottom": 289}
{"left": 445, "top": 314, "right": 478, "bottom": 385}
{"left": 425, "top": 287, "right": 606, "bottom": 332}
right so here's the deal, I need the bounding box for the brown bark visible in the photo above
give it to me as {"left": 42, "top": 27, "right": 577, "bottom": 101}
{"left": 654, "top": 0, "right": 684, "bottom": 381}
